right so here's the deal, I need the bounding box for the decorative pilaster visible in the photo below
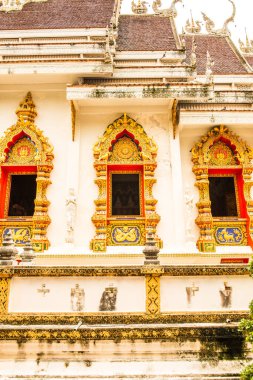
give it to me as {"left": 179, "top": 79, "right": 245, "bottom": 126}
{"left": 169, "top": 103, "right": 186, "bottom": 247}
{"left": 142, "top": 266, "right": 164, "bottom": 315}
{"left": 90, "top": 163, "right": 107, "bottom": 252}
{"left": 193, "top": 166, "right": 215, "bottom": 252}
{"left": 242, "top": 167, "right": 253, "bottom": 247}
{"left": 144, "top": 163, "right": 160, "bottom": 240}
{"left": 0, "top": 277, "right": 10, "bottom": 314}
{"left": 146, "top": 275, "right": 160, "bottom": 315}
{"left": 32, "top": 165, "right": 52, "bottom": 252}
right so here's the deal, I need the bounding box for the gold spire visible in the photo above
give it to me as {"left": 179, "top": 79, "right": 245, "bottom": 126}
{"left": 185, "top": 10, "right": 201, "bottom": 34}
{"left": 239, "top": 29, "right": 253, "bottom": 54}
{"left": 16, "top": 92, "right": 37, "bottom": 123}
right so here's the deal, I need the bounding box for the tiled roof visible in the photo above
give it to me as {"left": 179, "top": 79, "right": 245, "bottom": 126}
{"left": 0, "top": 0, "right": 115, "bottom": 30}
{"left": 185, "top": 35, "right": 248, "bottom": 75}
{"left": 117, "top": 15, "right": 178, "bottom": 51}
{"left": 244, "top": 56, "right": 253, "bottom": 69}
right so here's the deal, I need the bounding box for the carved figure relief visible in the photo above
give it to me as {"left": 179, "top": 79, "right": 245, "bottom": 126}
{"left": 71, "top": 284, "right": 85, "bottom": 312}
{"left": 220, "top": 282, "right": 232, "bottom": 308}
{"left": 186, "top": 283, "right": 199, "bottom": 305}
{"left": 99, "top": 285, "right": 117, "bottom": 311}
{"left": 184, "top": 186, "right": 195, "bottom": 241}
{"left": 65, "top": 188, "right": 77, "bottom": 244}
{"left": 37, "top": 284, "right": 50, "bottom": 297}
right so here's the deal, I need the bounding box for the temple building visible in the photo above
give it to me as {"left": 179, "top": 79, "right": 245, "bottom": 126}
{"left": 0, "top": 0, "right": 253, "bottom": 378}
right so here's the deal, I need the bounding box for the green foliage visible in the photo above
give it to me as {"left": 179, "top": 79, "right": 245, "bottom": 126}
{"left": 239, "top": 263, "right": 253, "bottom": 379}
{"left": 240, "top": 364, "right": 253, "bottom": 380}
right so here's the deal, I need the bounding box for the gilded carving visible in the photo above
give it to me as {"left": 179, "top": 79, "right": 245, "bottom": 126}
{"left": 0, "top": 324, "right": 241, "bottom": 341}
{"left": 91, "top": 113, "right": 160, "bottom": 251}
{"left": 0, "top": 311, "right": 248, "bottom": 327}
{"left": 0, "top": 277, "right": 10, "bottom": 314}
{"left": 3, "top": 227, "right": 31, "bottom": 246}
{"left": 0, "top": 93, "right": 54, "bottom": 251}
{"left": 146, "top": 275, "right": 160, "bottom": 315}
{"left": 214, "top": 225, "right": 247, "bottom": 245}
{"left": 0, "top": 265, "right": 248, "bottom": 278}
{"left": 192, "top": 125, "right": 253, "bottom": 252}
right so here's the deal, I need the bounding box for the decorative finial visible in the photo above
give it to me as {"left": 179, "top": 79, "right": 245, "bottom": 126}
{"left": 143, "top": 230, "right": 160, "bottom": 265}
{"left": 205, "top": 51, "right": 214, "bottom": 84}
{"left": 239, "top": 29, "right": 253, "bottom": 54}
{"left": 131, "top": 0, "right": 148, "bottom": 15}
{"left": 16, "top": 92, "right": 37, "bottom": 123}
{"left": 201, "top": 12, "right": 215, "bottom": 34}
{"left": 0, "top": 230, "right": 18, "bottom": 266}
{"left": 0, "top": 0, "right": 48, "bottom": 12}
{"left": 222, "top": 0, "right": 236, "bottom": 35}
{"left": 185, "top": 10, "right": 201, "bottom": 34}
{"left": 190, "top": 37, "right": 197, "bottom": 68}
{"left": 202, "top": 0, "right": 235, "bottom": 36}
{"left": 152, "top": 0, "right": 182, "bottom": 18}
{"left": 20, "top": 239, "right": 36, "bottom": 263}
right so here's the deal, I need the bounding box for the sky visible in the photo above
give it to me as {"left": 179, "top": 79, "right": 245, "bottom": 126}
{"left": 121, "top": 0, "right": 253, "bottom": 47}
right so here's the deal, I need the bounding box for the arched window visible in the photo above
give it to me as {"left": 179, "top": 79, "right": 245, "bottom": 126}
{"left": 91, "top": 113, "right": 160, "bottom": 252}
{"left": 0, "top": 93, "right": 54, "bottom": 252}
{"left": 191, "top": 125, "right": 253, "bottom": 252}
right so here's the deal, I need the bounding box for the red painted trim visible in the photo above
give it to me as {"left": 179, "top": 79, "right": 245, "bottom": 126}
{"left": 208, "top": 167, "right": 253, "bottom": 247}
{"left": 109, "top": 129, "right": 142, "bottom": 152}
{"left": 5, "top": 131, "right": 30, "bottom": 155}
{"left": 0, "top": 166, "right": 37, "bottom": 218}
{"left": 107, "top": 165, "right": 144, "bottom": 218}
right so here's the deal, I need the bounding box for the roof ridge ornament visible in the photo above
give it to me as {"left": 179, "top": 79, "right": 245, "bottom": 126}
{"left": 205, "top": 51, "right": 214, "bottom": 84}
{"left": 185, "top": 10, "right": 202, "bottom": 34}
{"left": 0, "top": 0, "right": 48, "bottom": 12}
{"left": 131, "top": 0, "right": 148, "bottom": 14}
{"left": 239, "top": 29, "right": 253, "bottom": 54}
{"left": 16, "top": 91, "right": 37, "bottom": 123}
{"left": 202, "top": 0, "right": 236, "bottom": 36}
{"left": 152, "top": 0, "right": 182, "bottom": 18}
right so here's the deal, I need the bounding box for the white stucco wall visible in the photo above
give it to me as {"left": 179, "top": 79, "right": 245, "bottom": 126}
{"left": 161, "top": 275, "right": 253, "bottom": 312}
{"left": 8, "top": 276, "right": 145, "bottom": 313}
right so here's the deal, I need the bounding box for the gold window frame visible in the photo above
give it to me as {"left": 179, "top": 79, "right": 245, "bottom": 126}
{"left": 191, "top": 125, "right": 253, "bottom": 252}
{"left": 5, "top": 172, "right": 37, "bottom": 219}
{"left": 208, "top": 174, "right": 241, "bottom": 220}
{"left": 108, "top": 170, "right": 144, "bottom": 218}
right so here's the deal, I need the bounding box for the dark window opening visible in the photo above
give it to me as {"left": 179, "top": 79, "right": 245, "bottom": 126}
{"left": 8, "top": 175, "right": 37, "bottom": 217}
{"left": 112, "top": 173, "right": 140, "bottom": 216}
{"left": 209, "top": 176, "right": 238, "bottom": 217}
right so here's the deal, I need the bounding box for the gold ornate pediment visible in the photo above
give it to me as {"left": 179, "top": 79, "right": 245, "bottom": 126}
{"left": 93, "top": 113, "right": 157, "bottom": 163}
{"left": 191, "top": 125, "right": 253, "bottom": 166}
{"left": 0, "top": 92, "right": 54, "bottom": 166}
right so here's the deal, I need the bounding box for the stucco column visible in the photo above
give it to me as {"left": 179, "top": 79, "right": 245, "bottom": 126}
{"left": 64, "top": 102, "right": 80, "bottom": 245}
{"left": 168, "top": 106, "right": 185, "bottom": 247}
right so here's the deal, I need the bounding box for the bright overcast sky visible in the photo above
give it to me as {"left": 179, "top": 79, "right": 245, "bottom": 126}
{"left": 121, "top": 0, "right": 252, "bottom": 46}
